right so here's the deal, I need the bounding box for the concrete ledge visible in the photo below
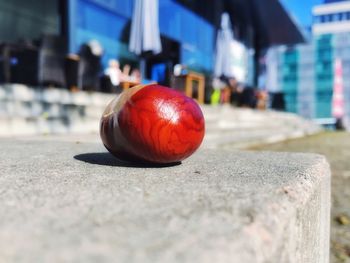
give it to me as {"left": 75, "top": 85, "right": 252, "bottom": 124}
{"left": 1, "top": 85, "right": 321, "bottom": 146}
{"left": 0, "top": 84, "right": 114, "bottom": 106}
{"left": 202, "top": 105, "right": 322, "bottom": 149}
{"left": 0, "top": 139, "right": 330, "bottom": 262}
{"left": 0, "top": 84, "right": 115, "bottom": 136}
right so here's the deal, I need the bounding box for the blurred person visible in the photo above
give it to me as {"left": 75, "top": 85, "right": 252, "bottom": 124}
{"left": 211, "top": 78, "right": 225, "bottom": 105}
{"left": 173, "top": 64, "right": 188, "bottom": 76}
{"left": 173, "top": 64, "right": 182, "bottom": 76}
{"left": 227, "top": 77, "right": 241, "bottom": 106}
{"left": 218, "top": 76, "right": 233, "bottom": 104}
{"left": 122, "top": 64, "right": 131, "bottom": 79}
{"left": 65, "top": 53, "right": 80, "bottom": 92}
{"left": 221, "top": 87, "right": 231, "bottom": 104}
{"left": 79, "top": 40, "right": 103, "bottom": 91}
{"left": 88, "top": 40, "right": 103, "bottom": 57}
{"left": 256, "top": 90, "right": 268, "bottom": 110}
{"left": 104, "top": 59, "right": 122, "bottom": 87}
{"left": 270, "top": 92, "right": 286, "bottom": 111}
{"left": 130, "top": 68, "right": 141, "bottom": 83}
{"left": 238, "top": 86, "right": 257, "bottom": 108}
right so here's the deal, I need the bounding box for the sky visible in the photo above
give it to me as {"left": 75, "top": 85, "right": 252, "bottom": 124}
{"left": 280, "top": 0, "right": 324, "bottom": 28}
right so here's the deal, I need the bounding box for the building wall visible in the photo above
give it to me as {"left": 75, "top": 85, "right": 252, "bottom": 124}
{"left": 278, "top": 0, "right": 350, "bottom": 120}
{"left": 324, "top": 0, "right": 348, "bottom": 3}
{"left": 280, "top": 47, "right": 299, "bottom": 114}
{"left": 315, "top": 34, "right": 333, "bottom": 118}
{"left": 68, "top": 0, "right": 136, "bottom": 67}
{"left": 279, "top": 38, "right": 333, "bottom": 119}
{"left": 68, "top": 0, "right": 214, "bottom": 71}
{"left": 298, "top": 44, "right": 315, "bottom": 119}
{"left": 279, "top": 32, "right": 350, "bottom": 120}
{"left": 0, "top": 0, "right": 59, "bottom": 42}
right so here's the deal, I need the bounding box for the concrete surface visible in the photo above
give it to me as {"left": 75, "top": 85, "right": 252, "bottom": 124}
{"left": 0, "top": 138, "right": 330, "bottom": 263}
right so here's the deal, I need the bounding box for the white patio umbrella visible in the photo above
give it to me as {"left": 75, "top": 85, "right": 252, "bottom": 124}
{"left": 129, "top": 0, "right": 162, "bottom": 56}
{"left": 214, "top": 13, "right": 235, "bottom": 78}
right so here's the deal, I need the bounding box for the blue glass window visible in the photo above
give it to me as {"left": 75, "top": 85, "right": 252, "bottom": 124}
{"left": 314, "top": 16, "right": 321, "bottom": 24}
{"left": 70, "top": 0, "right": 215, "bottom": 71}
{"left": 327, "top": 14, "right": 332, "bottom": 22}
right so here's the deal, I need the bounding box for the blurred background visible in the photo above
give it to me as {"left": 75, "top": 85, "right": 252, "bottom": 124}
{"left": 0, "top": 0, "right": 350, "bottom": 130}
{"left": 0, "top": 0, "right": 350, "bottom": 132}
{"left": 0, "top": 1, "right": 350, "bottom": 262}
{"left": 1, "top": 0, "right": 350, "bottom": 136}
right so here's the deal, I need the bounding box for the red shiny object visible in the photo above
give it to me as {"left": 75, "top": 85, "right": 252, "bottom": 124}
{"left": 100, "top": 84, "right": 205, "bottom": 164}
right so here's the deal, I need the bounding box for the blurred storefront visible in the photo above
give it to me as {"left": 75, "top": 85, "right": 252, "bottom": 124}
{"left": 0, "top": 0, "right": 60, "bottom": 42}
{"left": 0, "top": 0, "right": 303, "bottom": 95}
{"left": 67, "top": 0, "right": 215, "bottom": 84}
{"left": 67, "top": 0, "right": 304, "bottom": 84}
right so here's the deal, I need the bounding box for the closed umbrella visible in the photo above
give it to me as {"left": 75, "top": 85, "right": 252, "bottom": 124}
{"left": 214, "top": 12, "right": 247, "bottom": 82}
{"left": 214, "top": 13, "right": 234, "bottom": 78}
{"left": 265, "top": 47, "right": 279, "bottom": 92}
{"left": 129, "top": 0, "right": 162, "bottom": 79}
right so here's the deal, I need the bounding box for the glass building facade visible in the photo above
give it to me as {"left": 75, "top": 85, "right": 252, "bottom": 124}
{"left": 324, "top": 0, "right": 348, "bottom": 3}
{"left": 278, "top": 33, "right": 350, "bottom": 120}
{"left": 280, "top": 47, "right": 299, "bottom": 114}
{"left": 313, "top": 11, "right": 350, "bottom": 24}
{"left": 0, "top": 0, "right": 59, "bottom": 42}
{"left": 68, "top": 0, "right": 215, "bottom": 72}
{"left": 278, "top": 0, "right": 350, "bottom": 120}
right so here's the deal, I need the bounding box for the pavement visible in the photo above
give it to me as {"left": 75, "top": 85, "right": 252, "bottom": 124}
{"left": 0, "top": 138, "right": 330, "bottom": 262}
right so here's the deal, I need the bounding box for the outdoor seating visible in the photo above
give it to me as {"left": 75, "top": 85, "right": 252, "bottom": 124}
{"left": 171, "top": 71, "right": 205, "bottom": 104}
{"left": 38, "top": 35, "right": 67, "bottom": 87}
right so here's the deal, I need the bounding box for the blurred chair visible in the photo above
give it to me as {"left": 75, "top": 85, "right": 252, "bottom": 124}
{"left": 0, "top": 42, "right": 39, "bottom": 86}
{"left": 171, "top": 71, "right": 205, "bottom": 104}
{"left": 64, "top": 54, "right": 80, "bottom": 91}
{"left": 38, "top": 35, "right": 67, "bottom": 87}
{"left": 238, "top": 87, "right": 257, "bottom": 108}
{"left": 270, "top": 92, "right": 286, "bottom": 111}
{"left": 151, "top": 63, "right": 166, "bottom": 84}
{"left": 0, "top": 43, "right": 11, "bottom": 83}
{"left": 100, "top": 75, "right": 114, "bottom": 93}
{"left": 78, "top": 41, "right": 103, "bottom": 91}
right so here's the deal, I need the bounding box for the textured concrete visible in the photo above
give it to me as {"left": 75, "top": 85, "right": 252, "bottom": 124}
{"left": 0, "top": 138, "right": 330, "bottom": 263}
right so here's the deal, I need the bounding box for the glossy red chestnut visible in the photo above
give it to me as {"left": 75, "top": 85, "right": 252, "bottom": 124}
{"left": 100, "top": 84, "right": 205, "bottom": 164}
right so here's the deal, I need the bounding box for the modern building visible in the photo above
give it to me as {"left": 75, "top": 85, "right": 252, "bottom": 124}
{"left": 0, "top": 0, "right": 60, "bottom": 43}
{"left": 67, "top": 0, "right": 215, "bottom": 81}
{"left": 0, "top": 0, "right": 303, "bottom": 93}
{"left": 278, "top": 0, "right": 350, "bottom": 121}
